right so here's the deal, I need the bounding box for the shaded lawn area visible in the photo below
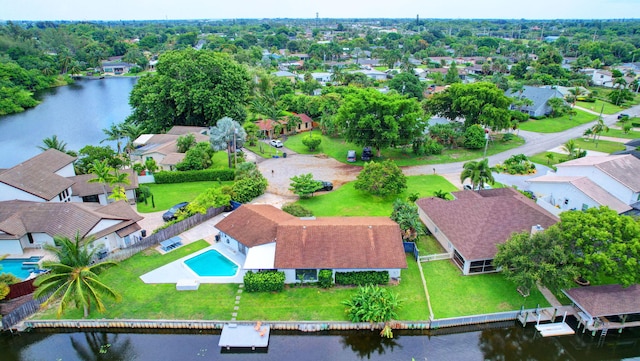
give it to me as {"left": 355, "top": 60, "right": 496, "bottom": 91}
{"left": 297, "top": 175, "right": 458, "bottom": 217}
{"left": 35, "top": 241, "right": 240, "bottom": 320}
{"left": 284, "top": 130, "right": 524, "bottom": 167}
{"left": 422, "top": 260, "right": 550, "bottom": 318}
{"left": 518, "top": 109, "right": 597, "bottom": 133}
{"left": 237, "top": 255, "right": 429, "bottom": 321}
{"left": 137, "top": 180, "right": 233, "bottom": 213}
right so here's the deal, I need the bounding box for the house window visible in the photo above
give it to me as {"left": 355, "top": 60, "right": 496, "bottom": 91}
{"left": 82, "top": 195, "right": 100, "bottom": 203}
{"left": 469, "top": 259, "right": 495, "bottom": 274}
{"left": 295, "top": 269, "right": 318, "bottom": 281}
{"left": 452, "top": 250, "right": 464, "bottom": 270}
{"left": 238, "top": 243, "right": 247, "bottom": 255}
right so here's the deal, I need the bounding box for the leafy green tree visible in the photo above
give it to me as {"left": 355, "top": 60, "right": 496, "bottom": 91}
{"left": 185, "top": 187, "right": 231, "bottom": 215}
{"left": 494, "top": 227, "right": 579, "bottom": 297}
{"left": 243, "top": 122, "right": 261, "bottom": 146}
{"left": 127, "top": 49, "right": 251, "bottom": 132}
{"left": 390, "top": 199, "right": 424, "bottom": 241}
{"left": 175, "top": 142, "right": 214, "bottom": 171}
{"left": 231, "top": 162, "right": 268, "bottom": 203}
{"left": 176, "top": 133, "right": 196, "bottom": 153}
{"left": 144, "top": 158, "right": 158, "bottom": 174}
{"left": 463, "top": 124, "right": 486, "bottom": 149}
{"left": 460, "top": 158, "right": 495, "bottom": 190}
{"left": 289, "top": 173, "right": 323, "bottom": 198}
{"left": 444, "top": 62, "right": 461, "bottom": 84}
{"left": 342, "top": 285, "right": 402, "bottom": 338}
{"left": 107, "top": 169, "right": 131, "bottom": 202}
{"left": 546, "top": 97, "right": 570, "bottom": 118}
{"left": 88, "top": 160, "right": 116, "bottom": 202}
{"left": 609, "top": 87, "right": 634, "bottom": 106}
{"left": 388, "top": 72, "right": 424, "bottom": 99}
{"left": 424, "top": 82, "right": 516, "bottom": 131}
{"left": 335, "top": 88, "right": 425, "bottom": 157}
{"left": 355, "top": 160, "right": 407, "bottom": 197}
{"left": 301, "top": 133, "right": 322, "bottom": 151}
{"left": 34, "top": 232, "right": 120, "bottom": 317}
{"left": 75, "top": 145, "right": 123, "bottom": 175}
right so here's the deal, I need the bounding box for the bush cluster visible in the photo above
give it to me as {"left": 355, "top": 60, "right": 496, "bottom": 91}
{"left": 318, "top": 269, "right": 334, "bottom": 288}
{"left": 495, "top": 154, "right": 536, "bottom": 175}
{"left": 243, "top": 270, "right": 285, "bottom": 292}
{"left": 282, "top": 203, "right": 314, "bottom": 217}
{"left": 335, "top": 270, "right": 389, "bottom": 286}
{"left": 154, "top": 169, "right": 235, "bottom": 184}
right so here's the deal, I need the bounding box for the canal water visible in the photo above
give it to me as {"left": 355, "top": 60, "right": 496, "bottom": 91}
{"left": 1, "top": 320, "right": 640, "bottom": 361}
{"left": 0, "top": 77, "right": 137, "bottom": 168}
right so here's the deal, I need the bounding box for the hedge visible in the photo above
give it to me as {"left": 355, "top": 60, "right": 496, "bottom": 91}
{"left": 154, "top": 169, "right": 235, "bottom": 184}
{"left": 335, "top": 270, "right": 389, "bottom": 286}
{"left": 318, "top": 269, "right": 334, "bottom": 288}
{"left": 244, "top": 270, "right": 285, "bottom": 292}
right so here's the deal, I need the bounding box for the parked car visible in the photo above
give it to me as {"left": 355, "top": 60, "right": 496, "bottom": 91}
{"left": 163, "top": 202, "right": 189, "bottom": 222}
{"left": 347, "top": 150, "right": 356, "bottom": 162}
{"left": 361, "top": 146, "right": 373, "bottom": 161}
{"left": 463, "top": 184, "right": 493, "bottom": 191}
{"left": 617, "top": 113, "right": 630, "bottom": 120}
{"left": 317, "top": 181, "right": 333, "bottom": 191}
{"left": 269, "top": 139, "right": 283, "bottom": 148}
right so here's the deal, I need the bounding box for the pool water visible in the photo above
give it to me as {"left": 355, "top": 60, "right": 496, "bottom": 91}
{"left": 0, "top": 257, "right": 42, "bottom": 280}
{"left": 184, "top": 250, "right": 238, "bottom": 277}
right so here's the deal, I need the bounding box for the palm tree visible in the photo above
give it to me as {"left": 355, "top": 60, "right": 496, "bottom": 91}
{"left": 34, "top": 232, "right": 120, "bottom": 318}
{"left": 433, "top": 190, "right": 450, "bottom": 200}
{"left": 38, "top": 135, "right": 74, "bottom": 155}
{"left": 460, "top": 158, "right": 495, "bottom": 191}
{"left": 589, "top": 117, "right": 610, "bottom": 148}
{"left": 88, "top": 160, "right": 115, "bottom": 203}
{"left": 119, "top": 123, "right": 143, "bottom": 154}
{"left": 107, "top": 170, "right": 131, "bottom": 202}
{"left": 567, "top": 87, "right": 584, "bottom": 107}
{"left": 545, "top": 153, "right": 555, "bottom": 165}
{"left": 210, "top": 117, "right": 247, "bottom": 168}
{"left": 101, "top": 123, "right": 124, "bottom": 154}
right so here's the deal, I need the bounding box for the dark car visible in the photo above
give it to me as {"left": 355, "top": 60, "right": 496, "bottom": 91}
{"left": 317, "top": 181, "right": 333, "bottom": 191}
{"left": 617, "top": 113, "right": 629, "bottom": 120}
{"left": 162, "top": 202, "right": 189, "bottom": 222}
{"left": 361, "top": 146, "right": 373, "bottom": 161}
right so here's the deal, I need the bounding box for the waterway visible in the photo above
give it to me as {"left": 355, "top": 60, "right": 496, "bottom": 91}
{"left": 0, "top": 77, "right": 137, "bottom": 168}
{"left": 1, "top": 320, "right": 640, "bottom": 360}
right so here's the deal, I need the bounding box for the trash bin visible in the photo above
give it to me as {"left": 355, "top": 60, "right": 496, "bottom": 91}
{"left": 283, "top": 152, "right": 287, "bottom": 158}
{"left": 141, "top": 229, "right": 147, "bottom": 237}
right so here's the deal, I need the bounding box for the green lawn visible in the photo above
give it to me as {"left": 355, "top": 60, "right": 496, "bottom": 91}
{"left": 605, "top": 127, "right": 640, "bottom": 139}
{"left": 422, "top": 260, "right": 550, "bottom": 318}
{"left": 237, "top": 255, "right": 429, "bottom": 321}
{"left": 297, "top": 175, "right": 458, "bottom": 217}
{"left": 529, "top": 152, "right": 563, "bottom": 168}
{"left": 244, "top": 141, "right": 284, "bottom": 159}
{"left": 576, "top": 99, "right": 625, "bottom": 115}
{"left": 518, "top": 109, "right": 598, "bottom": 133}
{"left": 285, "top": 130, "right": 524, "bottom": 167}
{"left": 36, "top": 241, "right": 240, "bottom": 320}
{"left": 573, "top": 138, "right": 626, "bottom": 153}
{"left": 137, "top": 180, "right": 233, "bottom": 213}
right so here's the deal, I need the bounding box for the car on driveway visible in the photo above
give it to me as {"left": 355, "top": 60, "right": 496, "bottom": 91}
{"left": 347, "top": 150, "right": 356, "bottom": 162}
{"left": 316, "top": 181, "right": 333, "bottom": 191}
{"left": 463, "top": 184, "right": 493, "bottom": 191}
{"left": 617, "top": 113, "right": 630, "bottom": 120}
{"left": 163, "top": 202, "right": 189, "bottom": 222}
{"left": 270, "top": 139, "right": 283, "bottom": 148}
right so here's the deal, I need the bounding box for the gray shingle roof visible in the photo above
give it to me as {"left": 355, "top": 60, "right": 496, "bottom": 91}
{"left": 557, "top": 155, "right": 640, "bottom": 192}
{"left": 564, "top": 284, "right": 640, "bottom": 318}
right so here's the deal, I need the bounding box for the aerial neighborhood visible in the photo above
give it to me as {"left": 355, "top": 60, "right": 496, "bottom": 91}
{"left": 1, "top": 17, "right": 640, "bottom": 346}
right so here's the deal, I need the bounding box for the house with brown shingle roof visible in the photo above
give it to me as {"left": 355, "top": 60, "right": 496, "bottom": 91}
{"left": 527, "top": 155, "right": 640, "bottom": 216}
{"left": 69, "top": 169, "right": 139, "bottom": 205}
{"left": 0, "top": 149, "right": 76, "bottom": 203}
{"left": 416, "top": 188, "right": 558, "bottom": 275}
{"left": 254, "top": 113, "right": 314, "bottom": 139}
{"left": 131, "top": 126, "right": 209, "bottom": 171}
{"left": 215, "top": 204, "right": 407, "bottom": 283}
{"left": 0, "top": 200, "right": 144, "bottom": 255}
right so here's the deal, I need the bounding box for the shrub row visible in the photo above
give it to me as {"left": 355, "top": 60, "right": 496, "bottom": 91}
{"left": 154, "top": 169, "right": 235, "bottom": 184}
{"left": 335, "top": 270, "right": 389, "bottom": 286}
{"left": 243, "top": 270, "right": 285, "bottom": 292}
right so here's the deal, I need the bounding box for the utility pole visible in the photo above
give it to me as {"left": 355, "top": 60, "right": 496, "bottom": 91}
{"left": 483, "top": 129, "right": 490, "bottom": 158}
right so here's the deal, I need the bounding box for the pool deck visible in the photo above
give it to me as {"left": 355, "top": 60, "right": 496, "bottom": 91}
{"left": 139, "top": 243, "right": 246, "bottom": 284}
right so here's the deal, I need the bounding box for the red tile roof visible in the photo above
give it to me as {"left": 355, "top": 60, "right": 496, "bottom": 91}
{"left": 416, "top": 188, "right": 558, "bottom": 260}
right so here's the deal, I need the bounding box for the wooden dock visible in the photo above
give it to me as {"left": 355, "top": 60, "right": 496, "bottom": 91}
{"left": 218, "top": 323, "right": 270, "bottom": 350}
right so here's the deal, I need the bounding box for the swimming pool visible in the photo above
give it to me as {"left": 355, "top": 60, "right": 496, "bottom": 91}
{"left": 184, "top": 250, "right": 239, "bottom": 277}
{"left": 0, "top": 256, "right": 42, "bottom": 280}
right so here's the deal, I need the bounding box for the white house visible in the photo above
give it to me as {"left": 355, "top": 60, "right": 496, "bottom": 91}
{"left": 214, "top": 205, "right": 407, "bottom": 284}
{"left": 131, "top": 126, "right": 209, "bottom": 171}
{"left": 0, "top": 149, "right": 76, "bottom": 203}
{"left": 0, "top": 200, "right": 144, "bottom": 255}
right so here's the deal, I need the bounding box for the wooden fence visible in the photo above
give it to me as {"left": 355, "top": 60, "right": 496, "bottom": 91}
{"left": 6, "top": 278, "right": 37, "bottom": 300}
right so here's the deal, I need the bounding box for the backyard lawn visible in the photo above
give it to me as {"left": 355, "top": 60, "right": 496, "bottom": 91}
{"left": 573, "top": 138, "right": 626, "bottom": 153}
{"left": 284, "top": 130, "right": 524, "bottom": 167}
{"left": 35, "top": 241, "right": 240, "bottom": 320}
{"left": 422, "top": 260, "right": 550, "bottom": 318}
{"left": 296, "top": 175, "right": 458, "bottom": 217}
{"left": 136, "top": 180, "right": 233, "bottom": 213}
{"left": 517, "top": 109, "right": 597, "bottom": 133}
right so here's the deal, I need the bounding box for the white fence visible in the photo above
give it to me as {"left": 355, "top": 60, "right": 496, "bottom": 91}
{"left": 418, "top": 253, "right": 452, "bottom": 262}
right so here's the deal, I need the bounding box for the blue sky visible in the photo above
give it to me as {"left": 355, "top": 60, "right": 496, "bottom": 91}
{"left": 0, "top": 0, "right": 637, "bottom": 21}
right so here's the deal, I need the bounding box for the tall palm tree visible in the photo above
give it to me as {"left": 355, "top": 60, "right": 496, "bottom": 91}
{"left": 38, "top": 135, "right": 74, "bottom": 155}
{"left": 34, "top": 232, "right": 120, "bottom": 318}
{"left": 88, "top": 160, "right": 115, "bottom": 203}
{"left": 589, "top": 117, "right": 609, "bottom": 148}
{"left": 119, "top": 123, "right": 143, "bottom": 154}
{"left": 107, "top": 170, "right": 131, "bottom": 202}
{"left": 460, "top": 158, "right": 495, "bottom": 191}
{"left": 101, "top": 123, "right": 124, "bottom": 154}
